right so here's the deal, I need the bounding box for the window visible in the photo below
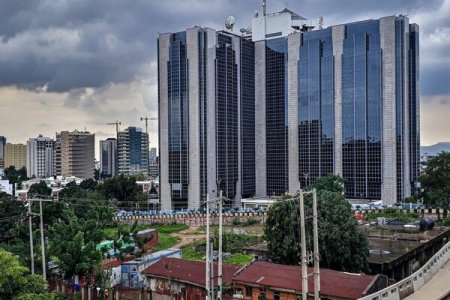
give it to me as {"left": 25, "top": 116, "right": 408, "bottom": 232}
{"left": 245, "top": 286, "right": 252, "bottom": 297}
{"left": 274, "top": 291, "right": 280, "bottom": 300}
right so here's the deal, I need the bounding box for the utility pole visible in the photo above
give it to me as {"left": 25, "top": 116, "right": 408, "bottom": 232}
{"left": 313, "top": 188, "right": 320, "bottom": 299}
{"left": 218, "top": 190, "right": 223, "bottom": 300}
{"left": 28, "top": 200, "right": 35, "bottom": 275}
{"left": 140, "top": 116, "right": 157, "bottom": 134}
{"left": 205, "top": 194, "right": 211, "bottom": 300}
{"left": 106, "top": 121, "right": 121, "bottom": 135}
{"left": 39, "top": 200, "right": 47, "bottom": 280}
{"left": 299, "top": 190, "right": 308, "bottom": 300}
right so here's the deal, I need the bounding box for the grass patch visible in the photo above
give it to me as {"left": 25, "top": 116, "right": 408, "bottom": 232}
{"left": 224, "top": 253, "right": 254, "bottom": 265}
{"left": 182, "top": 245, "right": 205, "bottom": 261}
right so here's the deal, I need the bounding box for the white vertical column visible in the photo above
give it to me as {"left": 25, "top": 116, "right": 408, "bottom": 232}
{"left": 187, "top": 27, "right": 201, "bottom": 209}
{"left": 287, "top": 32, "right": 301, "bottom": 194}
{"left": 332, "top": 25, "right": 345, "bottom": 177}
{"left": 255, "top": 41, "right": 267, "bottom": 196}
{"left": 206, "top": 28, "right": 217, "bottom": 202}
{"left": 402, "top": 18, "right": 411, "bottom": 198}
{"left": 158, "top": 33, "right": 172, "bottom": 210}
{"left": 233, "top": 35, "right": 242, "bottom": 205}
{"left": 380, "top": 17, "right": 398, "bottom": 205}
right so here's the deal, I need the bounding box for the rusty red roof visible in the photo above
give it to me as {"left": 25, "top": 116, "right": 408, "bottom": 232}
{"left": 142, "top": 258, "right": 240, "bottom": 288}
{"left": 233, "top": 261, "right": 378, "bottom": 300}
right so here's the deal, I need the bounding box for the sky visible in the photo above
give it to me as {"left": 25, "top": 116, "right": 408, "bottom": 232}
{"left": 0, "top": 0, "right": 449, "bottom": 158}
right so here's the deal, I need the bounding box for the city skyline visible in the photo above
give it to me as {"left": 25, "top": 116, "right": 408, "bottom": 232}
{"left": 0, "top": 0, "right": 449, "bottom": 148}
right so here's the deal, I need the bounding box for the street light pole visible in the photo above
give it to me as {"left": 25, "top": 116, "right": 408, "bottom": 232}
{"left": 313, "top": 188, "right": 320, "bottom": 299}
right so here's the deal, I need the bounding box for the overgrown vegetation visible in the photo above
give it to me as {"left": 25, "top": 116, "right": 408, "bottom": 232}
{"left": 366, "top": 208, "right": 419, "bottom": 223}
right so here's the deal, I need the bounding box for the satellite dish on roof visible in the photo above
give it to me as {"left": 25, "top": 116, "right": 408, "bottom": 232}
{"left": 225, "top": 16, "right": 235, "bottom": 31}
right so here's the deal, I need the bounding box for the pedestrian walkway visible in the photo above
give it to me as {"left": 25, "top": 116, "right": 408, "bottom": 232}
{"left": 406, "top": 260, "right": 450, "bottom": 300}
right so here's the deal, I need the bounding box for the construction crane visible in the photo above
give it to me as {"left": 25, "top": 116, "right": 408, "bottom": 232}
{"left": 140, "top": 116, "right": 157, "bottom": 134}
{"left": 106, "top": 121, "right": 121, "bottom": 135}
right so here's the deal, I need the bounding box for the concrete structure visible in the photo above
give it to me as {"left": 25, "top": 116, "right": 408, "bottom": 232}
{"left": 59, "top": 130, "right": 95, "bottom": 179}
{"left": 4, "top": 143, "right": 27, "bottom": 170}
{"left": 0, "top": 136, "right": 5, "bottom": 169}
{"left": 99, "top": 138, "right": 118, "bottom": 177}
{"left": 26, "top": 135, "right": 56, "bottom": 178}
{"left": 148, "top": 147, "right": 158, "bottom": 179}
{"left": 0, "top": 179, "right": 12, "bottom": 195}
{"left": 118, "top": 127, "right": 149, "bottom": 176}
{"left": 158, "top": 5, "right": 420, "bottom": 208}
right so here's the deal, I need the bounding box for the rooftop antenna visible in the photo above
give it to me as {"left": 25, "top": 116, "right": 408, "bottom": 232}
{"left": 262, "top": 0, "right": 267, "bottom": 16}
{"left": 319, "top": 16, "right": 324, "bottom": 30}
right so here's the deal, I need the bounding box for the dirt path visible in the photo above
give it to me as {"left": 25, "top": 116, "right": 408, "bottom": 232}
{"left": 171, "top": 227, "right": 206, "bottom": 249}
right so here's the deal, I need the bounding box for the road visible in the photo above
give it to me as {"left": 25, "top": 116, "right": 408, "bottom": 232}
{"left": 405, "top": 260, "right": 450, "bottom": 300}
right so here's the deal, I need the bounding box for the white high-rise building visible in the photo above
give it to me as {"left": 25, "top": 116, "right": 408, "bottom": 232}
{"left": 27, "top": 135, "right": 56, "bottom": 178}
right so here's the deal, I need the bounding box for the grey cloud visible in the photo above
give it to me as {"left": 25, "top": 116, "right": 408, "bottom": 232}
{"left": 0, "top": 0, "right": 449, "bottom": 96}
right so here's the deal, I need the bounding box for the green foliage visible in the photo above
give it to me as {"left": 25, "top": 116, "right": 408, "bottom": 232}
{"left": 0, "top": 248, "right": 51, "bottom": 299}
{"left": 366, "top": 208, "right": 419, "bottom": 223}
{"left": 443, "top": 216, "right": 450, "bottom": 226}
{"left": 28, "top": 181, "right": 52, "bottom": 197}
{"left": 79, "top": 178, "right": 98, "bottom": 190}
{"left": 420, "top": 152, "right": 450, "bottom": 207}
{"left": 182, "top": 244, "right": 205, "bottom": 261}
{"left": 308, "top": 175, "right": 344, "bottom": 194}
{"left": 403, "top": 197, "right": 416, "bottom": 203}
{"left": 264, "top": 184, "right": 369, "bottom": 272}
{"left": 0, "top": 194, "right": 25, "bottom": 242}
{"left": 246, "top": 217, "right": 258, "bottom": 226}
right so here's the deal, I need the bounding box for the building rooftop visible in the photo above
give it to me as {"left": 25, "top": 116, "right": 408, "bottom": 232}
{"left": 233, "top": 260, "right": 380, "bottom": 300}
{"left": 142, "top": 257, "right": 240, "bottom": 287}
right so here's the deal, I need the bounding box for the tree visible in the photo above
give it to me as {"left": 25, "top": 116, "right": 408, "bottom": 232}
{"left": 0, "top": 248, "right": 53, "bottom": 300}
{"left": 420, "top": 152, "right": 450, "bottom": 207}
{"left": 264, "top": 176, "right": 369, "bottom": 273}
{"left": 101, "top": 174, "right": 142, "bottom": 207}
{"left": 79, "top": 178, "right": 97, "bottom": 190}
{"left": 4, "top": 166, "right": 26, "bottom": 196}
{"left": 28, "top": 181, "right": 51, "bottom": 197}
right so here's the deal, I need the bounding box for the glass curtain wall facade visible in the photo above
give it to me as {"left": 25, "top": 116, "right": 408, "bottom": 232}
{"left": 216, "top": 33, "right": 239, "bottom": 199}
{"left": 409, "top": 24, "right": 420, "bottom": 196}
{"left": 298, "top": 28, "right": 334, "bottom": 187}
{"left": 240, "top": 38, "right": 256, "bottom": 198}
{"left": 341, "top": 21, "right": 382, "bottom": 199}
{"left": 266, "top": 38, "right": 289, "bottom": 196}
{"left": 167, "top": 32, "right": 189, "bottom": 208}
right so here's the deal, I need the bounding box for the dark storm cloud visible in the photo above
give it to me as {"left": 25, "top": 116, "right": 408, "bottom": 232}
{"left": 0, "top": 0, "right": 448, "bottom": 96}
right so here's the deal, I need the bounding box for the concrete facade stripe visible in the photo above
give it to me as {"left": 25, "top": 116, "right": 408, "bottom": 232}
{"left": 206, "top": 28, "right": 217, "bottom": 204}
{"left": 157, "top": 33, "right": 172, "bottom": 210}
{"left": 255, "top": 41, "right": 267, "bottom": 196}
{"left": 233, "top": 35, "right": 243, "bottom": 205}
{"left": 287, "top": 32, "right": 301, "bottom": 194}
{"left": 380, "top": 17, "right": 398, "bottom": 204}
{"left": 403, "top": 19, "right": 412, "bottom": 198}
{"left": 187, "top": 28, "right": 201, "bottom": 209}
{"left": 332, "top": 25, "right": 345, "bottom": 177}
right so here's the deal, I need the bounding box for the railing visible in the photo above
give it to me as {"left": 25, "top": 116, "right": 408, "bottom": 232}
{"left": 358, "top": 240, "right": 450, "bottom": 300}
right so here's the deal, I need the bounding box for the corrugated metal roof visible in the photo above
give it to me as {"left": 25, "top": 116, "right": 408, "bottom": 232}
{"left": 142, "top": 258, "right": 240, "bottom": 287}
{"left": 233, "top": 261, "right": 377, "bottom": 300}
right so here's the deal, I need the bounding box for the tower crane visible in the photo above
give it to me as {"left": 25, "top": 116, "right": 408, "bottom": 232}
{"left": 106, "top": 121, "right": 121, "bottom": 135}
{"left": 140, "top": 116, "right": 157, "bottom": 134}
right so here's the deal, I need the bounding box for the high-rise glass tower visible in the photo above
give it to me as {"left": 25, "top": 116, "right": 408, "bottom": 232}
{"left": 158, "top": 7, "right": 419, "bottom": 208}
{"left": 100, "top": 138, "right": 118, "bottom": 177}
{"left": 118, "top": 127, "right": 149, "bottom": 176}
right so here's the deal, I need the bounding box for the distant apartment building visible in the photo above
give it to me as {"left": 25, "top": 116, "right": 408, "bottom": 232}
{"left": 0, "top": 136, "right": 5, "bottom": 169}
{"left": 148, "top": 147, "right": 159, "bottom": 179}
{"left": 100, "top": 138, "right": 118, "bottom": 177}
{"left": 118, "top": 127, "right": 149, "bottom": 175}
{"left": 26, "top": 135, "right": 56, "bottom": 178}
{"left": 4, "top": 143, "right": 27, "bottom": 170}
{"left": 59, "top": 130, "right": 95, "bottom": 179}
{"left": 55, "top": 133, "right": 62, "bottom": 176}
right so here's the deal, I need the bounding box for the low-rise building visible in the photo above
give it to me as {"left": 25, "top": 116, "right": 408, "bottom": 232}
{"left": 142, "top": 258, "right": 240, "bottom": 299}
{"left": 232, "top": 260, "right": 389, "bottom": 300}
